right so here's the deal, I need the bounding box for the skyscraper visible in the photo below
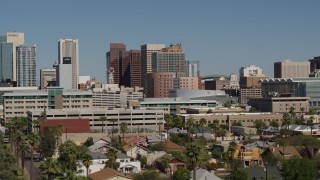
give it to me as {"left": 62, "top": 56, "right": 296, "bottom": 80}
{"left": 0, "top": 36, "right": 13, "bottom": 82}
{"left": 187, "top": 60, "right": 200, "bottom": 77}
{"left": 140, "top": 44, "right": 165, "bottom": 88}
{"left": 130, "top": 50, "right": 141, "bottom": 87}
{"left": 152, "top": 44, "right": 188, "bottom": 78}
{"left": 16, "top": 45, "right": 36, "bottom": 87}
{"left": 6, "top": 32, "right": 24, "bottom": 81}
{"left": 106, "top": 43, "right": 126, "bottom": 85}
{"left": 274, "top": 60, "right": 310, "bottom": 78}
{"left": 58, "top": 39, "right": 79, "bottom": 89}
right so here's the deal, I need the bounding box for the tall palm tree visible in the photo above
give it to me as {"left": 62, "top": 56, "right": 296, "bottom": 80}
{"left": 186, "top": 117, "right": 195, "bottom": 141}
{"left": 120, "top": 122, "right": 128, "bottom": 144}
{"left": 309, "top": 116, "right": 315, "bottom": 136}
{"left": 108, "top": 119, "right": 117, "bottom": 138}
{"left": 54, "top": 125, "right": 64, "bottom": 147}
{"left": 99, "top": 117, "right": 107, "bottom": 133}
{"left": 39, "top": 157, "right": 61, "bottom": 180}
{"left": 32, "top": 119, "right": 40, "bottom": 133}
{"left": 14, "top": 130, "right": 24, "bottom": 163}
{"left": 27, "top": 132, "right": 40, "bottom": 180}
{"left": 186, "top": 143, "right": 202, "bottom": 180}
{"left": 81, "top": 153, "right": 93, "bottom": 177}
{"left": 18, "top": 141, "right": 29, "bottom": 175}
{"left": 106, "top": 148, "right": 118, "bottom": 169}
{"left": 199, "top": 118, "right": 207, "bottom": 138}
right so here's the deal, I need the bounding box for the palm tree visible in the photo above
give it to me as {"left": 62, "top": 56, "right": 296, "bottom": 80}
{"left": 300, "top": 107, "right": 305, "bottom": 115}
{"left": 99, "top": 117, "right": 107, "bottom": 133}
{"left": 27, "top": 132, "right": 40, "bottom": 180}
{"left": 18, "top": 141, "right": 29, "bottom": 175}
{"left": 106, "top": 148, "right": 118, "bottom": 169}
{"left": 186, "top": 117, "right": 195, "bottom": 141}
{"left": 54, "top": 125, "right": 64, "bottom": 147}
{"left": 32, "top": 119, "right": 40, "bottom": 133}
{"left": 186, "top": 143, "right": 202, "bottom": 180}
{"left": 120, "top": 122, "right": 128, "bottom": 144}
{"left": 283, "top": 112, "right": 291, "bottom": 135}
{"left": 309, "top": 116, "right": 315, "bottom": 136}
{"left": 39, "top": 157, "right": 61, "bottom": 179}
{"left": 14, "top": 130, "right": 24, "bottom": 163}
{"left": 199, "top": 118, "right": 207, "bottom": 138}
{"left": 108, "top": 119, "right": 117, "bottom": 138}
{"left": 82, "top": 153, "right": 93, "bottom": 177}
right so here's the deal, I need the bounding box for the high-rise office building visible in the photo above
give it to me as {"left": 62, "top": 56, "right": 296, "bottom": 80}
{"left": 187, "top": 60, "right": 200, "bottom": 77}
{"left": 274, "top": 60, "right": 310, "bottom": 78}
{"left": 6, "top": 32, "right": 24, "bottom": 81}
{"left": 130, "top": 50, "right": 141, "bottom": 87}
{"left": 40, "top": 67, "right": 56, "bottom": 89}
{"left": 140, "top": 44, "right": 165, "bottom": 88}
{"left": 106, "top": 43, "right": 126, "bottom": 85}
{"left": 152, "top": 44, "right": 188, "bottom": 78}
{"left": 58, "top": 39, "right": 79, "bottom": 89}
{"left": 16, "top": 45, "right": 36, "bottom": 87}
{"left": 0, "top": 36, "right": 13, "bottom": 82}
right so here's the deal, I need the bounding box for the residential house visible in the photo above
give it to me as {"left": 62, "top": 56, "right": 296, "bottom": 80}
{"left": 281, "top": 124, "right": 320, "bottom": 135}
{"left": 125, "top": 136, "right": 148, "bottom": 147}
{"left": 89, "top": 168, "right": 132, "bottom": 180}
{"left": 116, "top": 153, "right": 141, "bottom": 173}
{"left": 137, "top": 151, "right": 167, "bottom": 165}
{"left": 191, "top": 168, "right": 222, "bottom": 180}
{"left": 232, "top": 145, "right": 262, "bottom": 167}
{"left": 269, "top": 146, "right": 301, "bottom": 160}
{"left": 146, "top": 133, "right": 168, "bottom": 145}
{"left": 155, "top": 154, "right": 187, "bottom": 175}
{"left": 246, "top": 166, "right": 282, "bottom": 180}
{"left": 123, "top": 144, "right": 149, "bottom": 159}
{"left": 162, "top": 140, "right": 185, "bottom": 152}
{"left": 168, "top": 128, "right": 188, "bottom": 135}
{"left": 78, "top": 152, "right": 108, "bottom": 176}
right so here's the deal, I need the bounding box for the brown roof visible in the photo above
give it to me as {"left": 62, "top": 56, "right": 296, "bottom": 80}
{"left": 89, "top": 168, "right": 132, "bottom": 180}
{"left": 163, "top": 140, "right": 185, "bottom": 152}
{"left": 123, "top": 144, "right": 148, "bottom": 152}
{"left": 271, "top": 146, "right": 301, "bottom": 160}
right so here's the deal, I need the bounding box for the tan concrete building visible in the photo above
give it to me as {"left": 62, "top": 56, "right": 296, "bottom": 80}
{"left": 240, "top": 76, "right": 267, "bottom": 89}
{"left": 40, "top": 68, "right": 56, "bottom": 89}
{"left": 239, "top": 88, "right": 262, "bottom": 104}
{"left": 179, "top": 77, "right": 199, "bottom": 90}
{"left": 205, "top": 77, "right": 230, "bottom": 90}
{"left": 146, "top": 72, "right": 176, "bottom": 98}
{"left": 3, "top": 87, "right": 92, "bottom": 121}
{"left": 180, "top": 113, "right": 284, "bottom": 127}
{"left": 248, "top": 97, "right": 310, "bottom": 113}
{"left": 274, "top": 60, "right": 310, "bottom": 78}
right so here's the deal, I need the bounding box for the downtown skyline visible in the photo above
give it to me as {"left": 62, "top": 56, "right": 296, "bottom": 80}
{"left": 1, "top": 1, "right": 320, "bottom": 83}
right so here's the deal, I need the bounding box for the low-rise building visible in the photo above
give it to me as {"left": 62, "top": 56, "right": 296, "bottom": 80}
{"left": 3, "top": 87, "right": 92, "bottom": 121}
{"left": 88, "top": 168, "right": 132, "bottom": 180}
{"left": 248, "top": 97, "right": 309, "bottom": 113}
{"left": 155, "top": 154, "right": 187, "bottom": 175}
{"left": 27, "top": 108, "right": 164, "bottom": 133}
{"left": 231, "top": 126, "right": 257, "bottom": 136}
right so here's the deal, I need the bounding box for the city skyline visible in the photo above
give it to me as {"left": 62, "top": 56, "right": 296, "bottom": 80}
{"left": 1, "top": 1, "right": 320, "bottom": 83}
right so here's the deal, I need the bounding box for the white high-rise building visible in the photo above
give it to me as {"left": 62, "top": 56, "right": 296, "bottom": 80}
{"left": 6, "top": 32, "right": 24, "bottom": 81}
{"left": 239, "top": 65, "right": 265, "bottom": 77}
{"left": 58, "top": 39, "right": 79, "bottom": 89}
{"left": 187, "top": 60, "right": 200, "bottom": 77}
{"left": 140, "top": 44, "right": 165, "bottom": 88}
{"left": 16, "top": 45, "right": 36, "bottom": 87}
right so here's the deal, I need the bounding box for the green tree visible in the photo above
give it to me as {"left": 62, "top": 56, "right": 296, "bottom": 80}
{"left": 108, "top": 118, "right": 117, "bottom": 137}
{"left": 232, "top": 121, "right": 242, "bottom": 126}
{"left": 209, "top": 119, "right": 220, "bottom": 131}
{"left": 289, "top": 106, "right": 296, "bottom": 120}
{"left": 27, "top": 132, "right": 40, "bottom": 179}
{"left": 172, "top": 168, "right": 191, "bottom": 180}
{"left": 253, "top": 120, "right": 266, "bottom": 129}
{"left": 39, "top": 157, "right": 62, "bottom": 180}
{"left": 186, "top": 117, "right": 195, "bottom": 141}
{"left": 300, "top": 107, "right": 305, "bottom": 115}
{"left": 308, "top": 116, "right": 315, "bottom": 136}
{"left": 58, "top": 140, "right": 83, "bottom": 171}
{"left": 83, "top": 137, "right": 94, "bottom": 147}
{"left": 230, "top": 168, "right": 248, "bottom": 180}
{"left": 120, "top": 122, "right": 128, "bottom": 144}
{"left": 199, "top": 118, "right": 207, "bottom": 137}
{"left": 282, "top": 157, "right": 316, "bottom": 180}
{"left": 223, "top": 101, "right": 232, "bottom": 108}
{"left": 18, "top": 141, "right": 29, "bottom": 175}
{"left": 99, "top": 116, "right": 107, "bottom": 133}
{"left": 186, "top": 143, "right": 202, "bottom": 180}
{"left": 105, "top": 148, "right": 119, "bottom": 169}
{"left": 139, "top": 156, "right": 147, "bottom": 168}
{"left": 249, "top": 107, "right": 256, "bottom": 112}
{"left": 39, "top": 126, "right": 57, "bottom": 158}
{"left": 81, "top": 153, "right": 93, "bottom": 177}
{"left": 270, "top": 120, "right": 279, "bottom": 128}
{"left": 133, "top": 170, "right": 160, "bottom": 180}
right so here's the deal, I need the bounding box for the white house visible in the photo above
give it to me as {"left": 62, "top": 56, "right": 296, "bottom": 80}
{"left": 116, "top": 153, "right": 141, "bottom": 173}
{"left": 77, "top": 152, "right": 108, "bottom": 176}
{"left": 123, "top": 144, "right": 149, "bottom": 159}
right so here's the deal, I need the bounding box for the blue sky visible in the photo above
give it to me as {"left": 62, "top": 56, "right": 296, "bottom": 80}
{"left": 1, "top": 1, "right": 320, "bottom": 83}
